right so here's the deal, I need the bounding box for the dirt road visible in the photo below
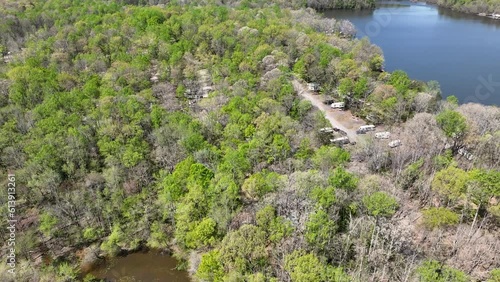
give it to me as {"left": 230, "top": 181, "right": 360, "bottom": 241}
{"left": 292, "top": 79, "right": 366, "bottom": 141}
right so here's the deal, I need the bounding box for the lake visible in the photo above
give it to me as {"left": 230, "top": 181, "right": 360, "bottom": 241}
{"left": 88, "top": 251, "right": 190, "bottom": 282}
{"left": 324, "top": 1, "right": 500, "bottom": 106}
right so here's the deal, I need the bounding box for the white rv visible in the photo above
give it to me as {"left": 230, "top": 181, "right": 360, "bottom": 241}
{"left": 375, "top": 132, "right": 391, "bottom": 139}
{"left": 330, "top": 137, "right": 350, "bottom": 144}
{"left": 388, "top": 140, "right": 402, "bottom": 148}
{"left": 307, "top": 83, "right": 320, "bottom": 92}
{"left": 319, "top": 127, "right": 334, "bottom": 133}
{"left": 356, "top": 125, "right": 376, "bottom": 134}
{"left": 330, "top": 102, "right": 345, "bottom": 109}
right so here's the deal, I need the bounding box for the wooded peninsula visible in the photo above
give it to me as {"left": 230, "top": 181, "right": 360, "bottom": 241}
{"left": 0, "top": 0, "right": 499, "bottom": 281}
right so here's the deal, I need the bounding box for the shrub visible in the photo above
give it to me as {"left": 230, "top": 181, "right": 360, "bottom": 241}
{"left": 488, "top": 269, "right": 500, "bottom": 282}
{"left": 421, "top": 207, "right": 459, "bottom": 229}
{"left": 362, "top": 191, "right": 399, "bottom": 217}
{"left": 417, "top": 260, "right": 468, "bottom": 282}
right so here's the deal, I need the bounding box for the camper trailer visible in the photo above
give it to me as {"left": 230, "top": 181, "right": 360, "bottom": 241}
{"left": 388, "top": 140, "right": 402, "bottom": 148}
{"left": 330, "top": 102, "right": 345, "bottom": 110}
{"left": 307, "top": 83, "right": 320, "bottom": 92}
{"left": 356, "top": 125, "right": 376, "bottom": 134}
{"left": 330, "top": 137, "right": 350, "bottom": 145}
{"left": 319, "top": 127, "right": 335, "bottom": 133}
{"left": 375, "top": 132, "right": 391, "bottom": 139}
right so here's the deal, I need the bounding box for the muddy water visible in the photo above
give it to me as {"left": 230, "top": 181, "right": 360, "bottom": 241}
{"left": 88, "top": 251, "right": 190, "bottom": 282}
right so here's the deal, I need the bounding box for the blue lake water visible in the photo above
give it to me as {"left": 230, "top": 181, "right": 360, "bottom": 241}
{"left": 325, "top": 1, "right": 500, "bottom": 105}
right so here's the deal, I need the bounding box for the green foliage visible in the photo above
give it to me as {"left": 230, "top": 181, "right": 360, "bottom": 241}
{"left": 147, "top": 221, "right": 169, "bottom": 249}
{"left": 338, "top": 78, "right": 354, "bottom": 97}
{"left": 388, "top": 70, "right": 411, "bottom": 95}
{"left": 369, "top": 55, "right": 384, "bottom": 71}
{"left": 488, "top": 204, "right": 500, "bottom": 219}
{"left": 256, "top": 205, "right": 293, "bottom": 242}
{"left": 57, "top": 262, "right": 79, "bottom": 281}
{"left": 488, "top": 269, "right": 500, "bottom": 282}
{"left": 159, "top": 157, "right": 195, "bottom": 203}
{"left": 295, "top": 138, "right": 315, "bottom": 160}
{"left": 433, "top": 150, "right": 453, "bottom": 170}
{"left": 196, "top": 250, "right": 225, "bottom": 282}
{"left": 290, "top": 99, "right": 313, "bottom": 120}
{"left": 362, "top": 191, "right": 399, "bottom": 217}
{"left": 431, "top": 165, "right": 469, "bottom": 202}
{"left": 446, "top": 95, "right": 459, "bottom": 106}
{"left": 421, "top": 208, "right": 460, "bottom": 229}
{"left": 39, "top": 212, "right": 58, "bottom": 238}
{"left": 285, "top": 251, "right": 327, "bottom": 282}
{"left": 353, "top": 77, "right": 368, "bottom": 98}
{"left": 83, "top": 274, "right": 101, "bottom": 282}
{"left": 311, "top": 146, "right": 350, "bottom": 171}
{"left": 219, "top": 224, "right": 268, "bottom": 273}
{"left": 329, "top": 167, "right": 358, "bottom": 191}
{"left": 130, "top": 7, "right": 166, "bottom": 32}
{"left": 83, "top": 227, "right": 102, "bottom": 241}
{"left": 468, "top": 169, "right": 500, "bottom": 201}
{"left": 436, "top": 110, "right": 467, "bottom": 138}
{"left": 305, "top": 209, "right": 337, "bottom": 249}
{"left": 242, "top": 170, "right": 282, "bottom": 200}
{"left": 185, "top": 217, "right": 217, "bottom": 249}
{"left": 2, "top": 1, "right": 494, "bottom": 280}
{"left": 285, "top": 250, "right": 350, "bottom": 282}
{"left": 416, "top": 260, "right": 469, "bottom": 282}
{"left": 101, "top": 225, "right": 124, "bottom": 256}
{"left": 310, "top": 186, "right": 336, "bottom": 209}
{"left": 399, "top": 158, "right": 424, "bottom": 190}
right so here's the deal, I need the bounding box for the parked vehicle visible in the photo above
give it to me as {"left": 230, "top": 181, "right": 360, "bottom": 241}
{"left": 388, "top": 140, "right": 402, "bottom": 148}
{"left": 356, "top": 125, "right": 376, "bottom": 134}
{"left": 330, "top": 137, "right": 350, "bottom": 144}
{"left": 330, "top": 102, "right": 345, "bottom": 109}
{"left": 319, "top": 127, "right": 334, "bottom": 133}
{"left": 307, "top": 83, "right": 320, "bottom": 92}
{"left": 375, "top": 131, "right": 391, "bottom": 139}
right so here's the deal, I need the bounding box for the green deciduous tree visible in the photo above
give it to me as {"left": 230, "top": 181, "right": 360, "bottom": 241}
{"left": 196, "top": 250, "right": 225, "bottom": 282}
{"left": 219, "top": 224, "right": 268, "bottom": 273}
{"left": 416, "top": 260, "right": 468, "bottom": 282}
{"left": 305, "top": 209, "right": 337, "bottom": 249}
{"left": 39, "top": 212, "right": 59, "bottom": 238}
{"left": 285, "top": 250, "right": 349, "bottom": 282}
{"left": 329, "top": 167, "right": 358, "bottom": 191}
{"left": 436, "top": 110, "right": 467, "bottom": 139}
{"left": 431, "top": 165, "right": 469, "bottom": 202}
{"left": 185, "top": 217, "right": 217, "bottom": 249}
{"left": 256, "top": 205, "right": 293, "bottom": 242}
{"left": 311, "top": 146, "right": 350, "bottom": 172}
{"left": 362, "top": 191, "right": 399, "bottom": 217}
{"left": 488, "top": 269, "right": 500, "bottom": 282}
{"left": 421, "top": 207, "right": 460, "bottom": 229}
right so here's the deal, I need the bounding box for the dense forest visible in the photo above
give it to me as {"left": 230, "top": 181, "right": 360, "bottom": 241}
{"left": 0, "top": 0, "right": 499, "bottom": 281}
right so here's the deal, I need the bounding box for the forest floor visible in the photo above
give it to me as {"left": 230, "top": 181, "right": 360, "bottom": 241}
{"left": 292, "top": 79, "right": 366, "bottom": 141}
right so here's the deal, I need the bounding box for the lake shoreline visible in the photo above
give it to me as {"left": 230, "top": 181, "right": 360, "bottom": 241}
{"left": 423, "top": 0, "right": 500, "bottom": 17}
{"left": 325, "top": 1, "right": 500, "bottom": 106}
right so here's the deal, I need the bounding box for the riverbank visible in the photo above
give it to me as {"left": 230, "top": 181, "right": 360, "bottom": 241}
{"left": 425, "top": 0, "right": 500, "bottom": 16}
